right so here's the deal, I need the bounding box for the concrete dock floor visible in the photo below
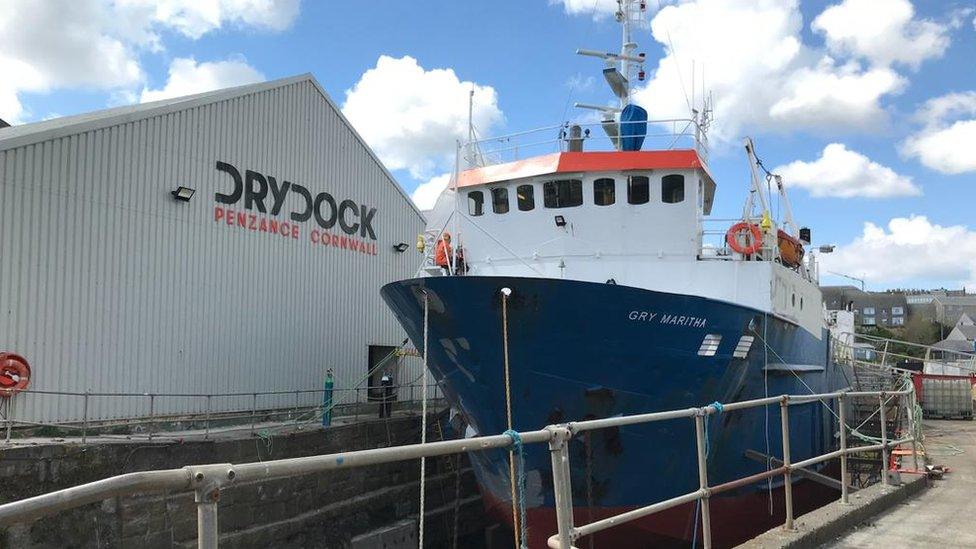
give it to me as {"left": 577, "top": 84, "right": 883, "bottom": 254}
{"left": 825, "top": 419, "right": 976, "bottom": 548}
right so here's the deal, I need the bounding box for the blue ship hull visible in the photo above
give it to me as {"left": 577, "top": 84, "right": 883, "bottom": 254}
{"left": 381, "top": 276, "right": 851, "bottom": 547}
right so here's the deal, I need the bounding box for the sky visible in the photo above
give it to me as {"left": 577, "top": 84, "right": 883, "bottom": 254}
{"left": 2, "top": 0, "right": 975, "bottom": 291}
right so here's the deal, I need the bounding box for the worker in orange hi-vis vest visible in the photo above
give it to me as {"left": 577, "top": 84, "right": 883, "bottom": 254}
{"left": 435, "top": 232, "right": 453, "bottom": 274}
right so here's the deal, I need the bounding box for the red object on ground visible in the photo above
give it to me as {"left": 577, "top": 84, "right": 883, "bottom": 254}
{"left": 0, "top": 353, "right": 31, "bottom": 396}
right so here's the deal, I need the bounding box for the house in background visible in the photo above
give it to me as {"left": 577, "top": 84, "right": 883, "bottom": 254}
{"left": 934, "top": 313, "right": 976, "bottom": 354}
{"left": 821, "top": 286, "right": 908, "bottom": 328}
{"left": 932, "top": 294, "right": 976, "bottom": 326}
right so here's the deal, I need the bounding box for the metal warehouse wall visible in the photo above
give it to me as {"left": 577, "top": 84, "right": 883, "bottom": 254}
{"left": 0, "top": 78, "right": 427, "bottom": 423}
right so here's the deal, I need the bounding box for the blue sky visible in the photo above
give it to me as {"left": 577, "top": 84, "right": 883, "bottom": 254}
{"left": 3, "top": 0, "right": 975, "bottom": 290}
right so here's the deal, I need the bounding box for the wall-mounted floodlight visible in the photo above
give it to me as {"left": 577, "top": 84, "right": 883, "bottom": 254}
{"left": 392, "top": 242, "right": 409, "bottom": 253}
{"left": 554, "top": 215, "right": 567, "bottom": 228}
{"left": 818, "top": 245, "right": 835, "bottom": 253}
{"left": 171, "top": 186, "right": 195, "bottom": 202}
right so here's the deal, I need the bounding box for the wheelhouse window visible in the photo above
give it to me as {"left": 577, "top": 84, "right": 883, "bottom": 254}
{"left": 468, "top": 190, "right": 484, "bottom": 216}
{"left": 491, "top": 187, "right": 509, "bottom": 214}
{"left": 662, "top": 174, "right": 685, "bottom": 203}
{"left": 593, "top": 178, "right": 615, "bottom": 206}
{"left": 627, "top": 175, "right": 649, "bottom": 205}
{"left": 543, "top": 179, "right": 583, "bottom": 208}
{"left": 517, "top": 184, "right": 535, "bottom": 211}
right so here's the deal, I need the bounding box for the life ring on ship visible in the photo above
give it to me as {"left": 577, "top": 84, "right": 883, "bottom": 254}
{"left": 0, "top": 353, "right": 31, "bottom": 397}
{"left": 726, "top": 222, "right": 763, "bottom": 255}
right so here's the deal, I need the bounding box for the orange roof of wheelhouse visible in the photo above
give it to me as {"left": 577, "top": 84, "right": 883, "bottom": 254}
{"left": 455, "top": 150, "right": 712, "bottom": 188}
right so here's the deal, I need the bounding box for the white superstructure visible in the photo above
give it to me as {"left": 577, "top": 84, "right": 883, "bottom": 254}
{"left": 422, "top": 0, "right": 824, "bottom": 337}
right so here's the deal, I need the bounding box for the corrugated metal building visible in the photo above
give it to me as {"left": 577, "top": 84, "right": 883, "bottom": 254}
{"left": 0, "top": 74, "right": 426, "bottom": 424}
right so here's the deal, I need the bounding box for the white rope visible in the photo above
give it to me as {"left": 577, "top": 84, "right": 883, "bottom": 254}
{"left": 419, "top": 293, "right": 430, "bottom": 548}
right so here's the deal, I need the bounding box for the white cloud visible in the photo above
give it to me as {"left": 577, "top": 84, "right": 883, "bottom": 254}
{"left": 812, "top": 0, "right": 949, "bottom": 69}
{"left": 774, "top": 143, "right": 920, "bottom": 198}
{"left": 0, "top": 0, "right": 143, "bottom": 122}
{"left": 140, "top": 57, "right": 264, "bottom": 102}
{"left": 822, "top": 216, "right": 976, "bottom": 286}
{"left": 117, "top": 0, "right": 300, "bottom": 41}
{"left": 768, "top": 59, "right": 905, "bottom": 128}
{"left": 550, "top": 0, "right": 624, "bottom": 19}
{"left": 341, "top": 55, "right": 503, "bottom": 179}
{"left": 411, "top": 173, "right": 452, "bottom": 211}
{"left": 901, "top": 92, "right": 976, "bottom": 174}
{"left": 0, "top": 0, "right": 297, "bottom": 123}
{"left": 633, "top": 0, "right": 907, "bottom": 141}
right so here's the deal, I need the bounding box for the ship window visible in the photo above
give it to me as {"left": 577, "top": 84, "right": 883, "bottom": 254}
{"left": 491, "top": 187, "right": 509, "bottom": 214}
{"left": 517, "top": 184, "right": 535, "bottom": 211}
{"left": 468, "top": 191, "right": 484, "bottom": 216}
{"left": 593, "top": 178, "right": 615, "bottom": 206}
{"left": 627, "top": 175, "right": 649, "bottom": 205}
{"left": 662, "top": 174, "right": 685, "bottom": 203}
{"left": 544, "top": 179, "right": 583, "bottom": 208}
{"left": 698, "top": 334, "right": 722, "bottom": 357}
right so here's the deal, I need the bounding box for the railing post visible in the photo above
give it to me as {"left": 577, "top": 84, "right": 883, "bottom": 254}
{"left": 251, "top": 393, "right": 257, "bottom": 435}
{"left": 148, "top": 394, "right": 155, "bottom": 441}
{"left": 694, "top": 412, "right": 712, "bottom": 549}
{"left": 82, "top": 391, "right": 89, "bottom": 444}
{"left": 4, "top": 399, "right": 11, "bottom": 444}
{"left": 907, "top": 389, "right": 920, "bottom": 472}
{"left": 293, "top": 390, "right": 300, "bottom": 426}
{"left": 780, "top": 397, "right": 794, "bottom": 530}
{"left": 879, "top": 393, "right": 889, "bottom": 485}
{"left": 191, "top": 466, "right": 234, "bottom": 549}
{"left": 548, "top": 426, "right": 575, "bottom": 549}
{"left": 205, "top": 395, "right": 212, "bottom": 440}
{"left": 195, "top": 488, "right": 219, "bottom": 549}
{"left": 838, "top": 393, "right": 849, "bottom": 504}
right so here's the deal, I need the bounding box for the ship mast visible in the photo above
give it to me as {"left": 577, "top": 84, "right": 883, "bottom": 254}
{"left": 575, "top": 0, "right": 648, "bottom": 149}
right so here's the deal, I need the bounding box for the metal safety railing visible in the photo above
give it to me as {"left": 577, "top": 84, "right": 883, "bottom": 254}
{"left": 0, "top": 387, "right": 918, "bottom": 549}
{"left": 834, "top": 332, "right": 976, "bottom": 375}
{"left": 467, "top": 118, "right": 708, "bottom": 167}
{"left": 1, "top": 381, "right": 444, "bottom": 445}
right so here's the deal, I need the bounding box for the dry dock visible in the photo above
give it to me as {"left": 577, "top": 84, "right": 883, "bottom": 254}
{"left": 824, "top": 419, "right": 976, "bottom": 548}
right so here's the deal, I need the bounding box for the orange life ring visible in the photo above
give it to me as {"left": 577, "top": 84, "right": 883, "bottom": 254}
{"left": 726, "top": 222, "right": 763, "bottom": 255}
{"left": 0, "top": 353, "right": 31, "bottom": 397}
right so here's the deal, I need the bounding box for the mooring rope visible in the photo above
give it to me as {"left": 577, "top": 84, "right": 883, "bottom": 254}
{"left": 419, "top": 293, "right": 430, "bottom": 548}
{"left": 504, "top": 429, "right": 529, "bottom": 549}
{"left": 501, "top": 288, "right": 521, "bottom": 548}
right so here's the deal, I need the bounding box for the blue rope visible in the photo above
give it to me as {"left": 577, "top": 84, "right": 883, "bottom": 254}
{"left": 692, "top": 402, "right": 724, "bottom": 549}
{"left": 504, "top": 429, "right": 528, "bottom": 549}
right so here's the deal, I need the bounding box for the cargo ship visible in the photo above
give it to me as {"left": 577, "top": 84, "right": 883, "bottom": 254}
{"left": 382, "top": 1, "right": 851, "bottom": 546}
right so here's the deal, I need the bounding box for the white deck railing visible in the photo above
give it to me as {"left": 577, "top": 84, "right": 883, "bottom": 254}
{"left": 0, "top": 384, "right": 919, "bottom": 549}
{"left": 467, "top": 118, "right": 707, "bottom": 167}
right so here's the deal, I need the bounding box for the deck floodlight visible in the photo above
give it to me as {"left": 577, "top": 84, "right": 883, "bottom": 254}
{"left": 393, "top": 242, "right": 409, "bottom": 253}
{"left": 819, "top": 245, "right": 835, "bottom": 253}
{"left": 554, "top": 215, "right": 567, "bottom": 227}
{"left": 171, "top": 186, "right": 195, "bottom": 202}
